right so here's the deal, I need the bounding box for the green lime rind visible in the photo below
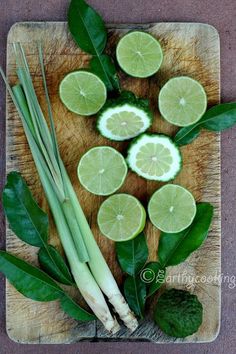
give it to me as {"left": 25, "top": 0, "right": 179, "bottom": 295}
{"left": 97, "top": 193, "right": 146, "bottom": 242}
{"left": 116, "top": 31, "right": 163, "bottom": 78}
{"left": 77, "top": 146, "right": 128, "bottom": 196}
{"left": 148, "top": 184, "right": 197, "bottom": 233}
{"left": 96, "top": 91, "right": 153, "bottom": 141}
{"left": 59, "top": 70, "right": 107, "bottom": 116}
{"left": 126, "top": 133, "right": 182, "bottom": 182}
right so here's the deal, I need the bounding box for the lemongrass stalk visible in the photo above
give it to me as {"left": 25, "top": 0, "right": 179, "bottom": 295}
{"left": 12, "top": 85, "right": 65, "bottom": 203}
{"left": 12, "top": 46, "right": 89, "bottom": 262}
{"left": 15, "top": 43, "right": 58, "bottom": 160}
{"left": 12, "top": 84, "right": 89, "bottom": 263}
{"left": 34, "top": 164, "right": 120, "bottom": 334}
{"left": 60, "top": 166, "right": 138, "bottom": 331}
{"left": 61, "top": 198, "right": 89, "bottom": 259}
{"left": 2, "top": 76, "right": 120, "bottom": 333}
{"left": 38, "top": 43, "right": 60, "bottom": 161}
{"left": 16, "top": 67, "right": 64, "bottom": 197}
{"left": 2, "top": 46, "right": 138, "bottom": 331}
{"left": 33, "top": 47, "right": 138, "bottom": 330}
{"left": 14, "top": 44, "right": 64, "bottom": 197}
{"left": 28, "top": 154, "right": 120, "bottom": 333}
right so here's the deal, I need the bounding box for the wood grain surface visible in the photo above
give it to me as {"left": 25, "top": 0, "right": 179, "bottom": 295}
{"left": 5, "top": 22, "right": 220, "bottom": 344}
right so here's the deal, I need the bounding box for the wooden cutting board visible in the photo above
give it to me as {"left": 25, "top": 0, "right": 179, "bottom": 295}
{"left": 5, "top": 22, "right": 220, "bottom": 343}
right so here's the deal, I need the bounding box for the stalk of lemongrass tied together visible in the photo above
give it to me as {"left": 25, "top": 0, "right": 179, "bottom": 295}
{"left": 1, "top": 69, "right": 120, "bottom": 334}
{"left": 62, "top": 168, "right": 138, "bottom": 331}
{"left": 0, "top": 43, "right": 138, "bottom": 332}
{"left": 12, "top": 43, "right": 89, "bottom": 263}
{"left": 37, "top": 43, "right": 137, "bottom": 331}
{"left": 32, "top": 160, "right": 120, "bottom": 334}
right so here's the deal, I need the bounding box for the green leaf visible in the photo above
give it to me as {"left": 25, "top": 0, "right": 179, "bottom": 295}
{"left": 68, "top": 0, "right": 107, "bottom": 55}
{"left": 174, "top": 102, "right": 236, "bottom": 146}
{"left": 38, "top": 245, "right": 74, "bottom": 285}
{"left": 174, "top": 126, "right": 200, "bottom": 146}
{"left": 158, "top": 203, "right": 214, "bottom": 267}
{"left": 116, "top": 232, "right": 148, "bottom": 276}
{"left": 200, "top": 103, "right": 236, "bottom": 131}
{"left": 2, "top": 171, "right": 48, "bottom": 247}
{"left": 90, "top": 54, "right": 120, "bottom": 92}
{"left": 124, "top": 275, "right": 146, "bottom": 318}
{"left": 0, "top": 251, "right": 61, "bottom": 301}
{"left": 141, "top": 262, "right": 166, "bottom": 297}
{"left": 0, "top": 251, "right": 95, "bottom": 321}
{"left": 60, "top": 294, "right": 96, "bottom": 321}
{"left": 119, "top": 90, "right": 136, "bottom": 100}
{"left": 2, "top": 172, "right": 74, "bottom": 285}
{"left": 68, "top": 0, "right": 119, "bottom": 92}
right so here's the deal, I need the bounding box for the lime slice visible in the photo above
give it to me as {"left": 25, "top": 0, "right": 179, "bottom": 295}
{"left": 116, "top": 31, "right": 163, "bottom": 78}
{"left": 148, "top": 184, "right": 196, "bottom": 233}
{"left": 127, "top": 134, "right": 182, "bottom": 182}
{"left": 97, "top": 194, "right": 146, "bottom": 241}
{"left": 97, "top": 103, "right": 152, "bottom": 141}
{"left": 158, "top": 76, "right": 207, "bottom": 127}
{"left": 59, "top": 71, "right": 107, "bottom": 116}
{"left": 77, "top": 147, "right": 127, "bottom": 196}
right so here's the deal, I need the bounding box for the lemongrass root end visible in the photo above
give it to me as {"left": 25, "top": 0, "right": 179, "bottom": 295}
{"left": 109, "top": 317, "right": 121, "bottom": 334}
{"left": 109, "top": 294, "right": 139, "bottom": 332}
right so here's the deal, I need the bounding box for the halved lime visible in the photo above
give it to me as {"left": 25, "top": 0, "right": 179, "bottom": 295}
{"left": 116, "top": 31, "right": 163, "bottom": 78}
{"left": 77, "top": 146, "right": 127, "bottom": 196}
{"left": 127, "top": 134, "right": 182, "bottom": 182}
{"left": 97, "top": 194, "right": 146, "bottom": 241}
{"left": 59, "top": 71, "right": 107, "bottom": 116}
{"left": 148, "top": 184, "right": 196, "bottom": 233}
{"left": 158, "top": 76, "right": 207, "bottom": 127}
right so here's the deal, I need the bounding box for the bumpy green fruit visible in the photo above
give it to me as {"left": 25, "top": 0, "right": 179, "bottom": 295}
{"left": 154, "top": 288, "right": 203, "bottom": 338}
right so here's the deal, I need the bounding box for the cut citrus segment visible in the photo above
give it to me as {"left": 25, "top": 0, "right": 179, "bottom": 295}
{"left": 127, "top": 134, "right": 182, "bottom": 182}
{"left": 158, "top": 76, "right": 207, "bottom": 127}
{"left": 77, "top": 147, "right": 127, "bottom": 196}
{"left": 97, "top": 92, "right": 152, "bottom": 141}
{"left": 98, "top": 105, "right": 150, "bottom": 140}
{"left": 116, "top": 31, "right": 163, "bottom": 78}
{"left": 148, "top": 184, "right": 196, "bottom": 233}
{"left": 59, "top": 70, "right": 107, "bottom": 116}
{"left": 97, "top": 194, "right": 146, "bottom": 242}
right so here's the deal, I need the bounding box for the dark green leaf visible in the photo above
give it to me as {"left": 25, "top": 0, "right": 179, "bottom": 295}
{"left": 0, "top": 251, "right": 95, "bottom": 321}
{"left": 200, "top": 103, "right": 236, "bottom": 131}
{"left": 116, "top": 232, "right": 148, "bottom": 276}
{"left": 68, "top": 0, "right": 107, "bottom": 55}
{"left": 2, "top": 172, "right": 74, "bottom": 285}
{"left": 158, "top": 203, "right": 214, "bottom": 267}
{"left": 141, "top": 262, "right": 166, "bottom": 297}
{"left": 60, "top": 294, "right": 96, "bottom": 321}
{"left": 124, "top": 275, "right": 146, "bottom": 318}
{"left": 38, "top": 245, "right": 74, "bottom": 285}
{"left": 0, "top": 251, "right": 61, "bottom": 301}
{"left": 120, "top": 90, "right": 136, "bottom": 100}
{"left": 174, "top": 126, "right": 200, "bottom": 146}
{"left": 139, "top": 98, "right": 150, "bottom": 109}
{"left": 174, "top": 102, "right": 236, "bottom": 146}
{"left": 90, "top": 55, "right": 120, "bottom": 92}
{"left": 2, "top": 171, "right": 48, "bottom": 247}
{"left": 68, "top": 0, "right": 119, "bottom": 92}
